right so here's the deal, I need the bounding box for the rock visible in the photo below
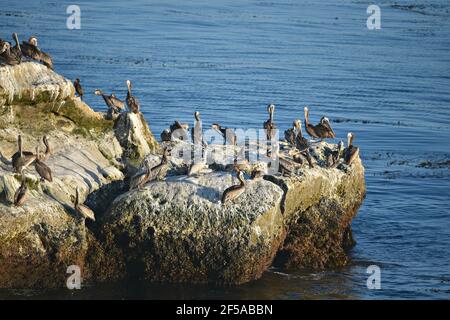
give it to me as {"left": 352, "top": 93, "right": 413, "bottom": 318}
{"left": 96, "top": 141, "right": 366, "bottom": 284}
{"left": 0, "top": 62, "right": 366, "bottom": 288}
{"left": 0, "top": 62, "right": 158, "bottom": 288}
{"left": 98, "top": 172, "right": 285, "bottom": 284}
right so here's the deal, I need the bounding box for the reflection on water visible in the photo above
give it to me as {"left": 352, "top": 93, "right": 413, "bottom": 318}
{"left": 1, "top": 0, "right": 450, "bottom": 299}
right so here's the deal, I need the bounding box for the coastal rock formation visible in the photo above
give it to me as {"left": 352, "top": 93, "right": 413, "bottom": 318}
{"left": 0, "top": 62, "right": 157, "bottom": 287}
{"left": 96, "top": 142, "right": 365, "bottom": 284}
{"left": 0, "top": 62, "right": 366, "bottom": 288}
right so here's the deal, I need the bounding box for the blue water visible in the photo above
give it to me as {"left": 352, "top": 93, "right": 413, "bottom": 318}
{"left": 1, "top": 0, "right": 450, "bottom": 299}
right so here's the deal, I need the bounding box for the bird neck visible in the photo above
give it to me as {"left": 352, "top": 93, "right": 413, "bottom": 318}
{"left": 75, "top": 189, "right": 79, "bottom": 206}
{"left": 238, "top": 174, "right": 245, "bottom": 186}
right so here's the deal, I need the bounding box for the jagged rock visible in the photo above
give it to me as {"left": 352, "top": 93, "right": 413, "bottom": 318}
{"left": 96, "top": 141, "right": 365, "bottom": 284}
{"left": 0, "top": 62, "right": 158, "bottom": 288}
{"left": 98, "top": 172, "right": 285, "bottom": 284}
{"left": 0, "top": 62, "right": 366, "bottom": 288}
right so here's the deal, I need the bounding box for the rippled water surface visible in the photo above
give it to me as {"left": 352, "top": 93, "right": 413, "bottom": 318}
{"left": 1, "top": 0, "right": 450, "bottom": 299}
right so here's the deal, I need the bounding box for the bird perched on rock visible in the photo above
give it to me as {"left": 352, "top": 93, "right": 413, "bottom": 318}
{"left": 34, "top": 146, "right": 52, "bottom": 182}
{"left": 74, "top": 187, "right": 95, "bottom": 221}
{"left": 304, "top": 107, "right": 335, "bottom": 140}
{"left": 126, "top": 80, "right": 140, "bottom": 113}
{"left": 74, "top": 78, "right": 84, "bottom": 100}
{"left": 344, "top": 133, "right": 360, "bottom": 166}
{"left": 20, "top": 36, "right": 53, "bottom": 69}
{"left": 221, "top": 170, "right": 246, "bottom": 205}
{"left": 14, "top": 169, "right": 28, "bottom": 207}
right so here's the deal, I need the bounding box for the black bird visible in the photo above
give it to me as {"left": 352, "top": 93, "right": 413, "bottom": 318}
{"left": 74, "top": 79, "right": 84, "bottom": 100}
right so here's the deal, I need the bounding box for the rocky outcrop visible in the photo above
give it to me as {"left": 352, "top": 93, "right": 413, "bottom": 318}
{"left": 95, "top": 142, "right": 365, "bottom": 284}
{"left": 0, "top": 62, "right": 157, "bottom": 287}
{"left": 0, "top": 62, "right": 366, "bottom": 288}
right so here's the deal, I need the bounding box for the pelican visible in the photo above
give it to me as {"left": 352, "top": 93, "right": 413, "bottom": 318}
{"left": 14, "top": 170, "right": 28, "bottom": 207}
{"left": 34, "top": 146, "right": 52, "bottom": 182}
{"left": 263, "top": 104, "right": 277, "bottom": 140}
{"left": 304, "top": 107, "right": 335, "bottom": 140}
{"left": 284, "top": 125, "right": 296, "bottom": 146}
{"left": 170, "top": 120, "right": 189, "bottom": 141}
{"left": 129, "top": 159, "right": 152, "bottom": 190}
{"left": 233, "top": 158, "right": 251, "bottom": 173}
{"left": 147, "top": 148, "right": 171, "bottom": 181}
{"left": 188, "top": 149, "right": 208, "bottom": 176}
{"left": 160, "top": 129, "right": 171, "bottom": 142}
{"left": 74, "top": 79, "right": 84, "bottom": 100}
{"left": 221, "top": 170, "right": 246, "bottom": 205}
{"left": 191, "top": 111, "right": 206, "bottom": 146}
{"left": 11, "top": 33, "right": 22, "bottom": 63}
{"left": 293, "top": 119, "right": 309, "bottom": 151}
{"left": 211, "top": 123, "right": 237, "bottom": 146}
{"left": 20, "top": 36, "right": 53, "bottom": 69}
{"left": 94, "top": 89, "right": 125, "bottom": 112}
{"left": 0, "top": 42, "right": 21, "bottom": 65}
{"left": 11, "top": 135, "right": 36, "bottom": 173}
{"left": 42, "top": 136, "right": 52, "bottom": 161}
{"left": 344, "top": 133, "right": 360, "bottom": 166}
{"left": 126, "top": 80, "right": 140, "bottom": 114}
{"left": 74, "top": 187, "right": 95, "bottom": 221}
{"left": 328, "top": 140, "right": 345, "bottom": 168}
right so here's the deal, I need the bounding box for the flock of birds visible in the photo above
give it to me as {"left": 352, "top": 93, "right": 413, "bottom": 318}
{"left": 0, "top": 33, "right": 360, "bottom": 211}
{"left": 0, "top": 134, "right": 95, "bottom": 221}
{"left": 0, "top": 33, "right": 53, "bottom": 69}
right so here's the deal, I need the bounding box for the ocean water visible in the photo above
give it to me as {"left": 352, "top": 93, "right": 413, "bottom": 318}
{"left": 1, "top": 0, "right": 450, "bottom": 299}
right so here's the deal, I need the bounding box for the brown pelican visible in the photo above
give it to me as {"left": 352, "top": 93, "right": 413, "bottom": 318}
{"left": 191, "top": 111, "right": 206, "bottom": 146}
{"left": 344, "top": 132, "right": 360, "bottom": 166}
{"left": 11, "top": 135, "right": 36, "bottom": 172}
{"left": 250, "top": 168, "right": 264, "bottom": 180}
{"left": 129, "top": 159, "right": 152, "bottom": 190}
{"left": 34, "top": 146, "right": 52, "bottom": 182}
{"left": 74, "top": 79, "right": 84, "bottom": 100}
{"left": 160, "top": 129, "right": 171, "bottom": 142}
{"left": 11, "top": 33, "right": 22, "bottom": 63}
{"left": 42, "top": 136, "right": 52, "bottom": 161}
{"left": 304, "top": 107, "right": 335, "bottom": 140}
{"left": 327, "top": 140, "right": 345, "bottom": 168}
{"left": 211, "top": 123, "right": 237, "bottom": 146}
{"left": 74, "top": 187, "right": 95, "bottom": 221}
{"left": 148, "top": 148, "right": 171, "bottom": 181}
{"left": 284, "top": 126, "right": 296, "bottom": 145}
{"left": 233, "top": 158, "right": 251, "bottom": 173}
{"left": 20, "top": 36, "right": 53, "bottom": 69}
{"left": 170, "top": 120, "right": 189, "bottom": 141}
{"left": 293, "top": 119, "right": 309, "bottom": 151}
{"left": 126, "top": 80, "right": 140, "bottom": 114}
{"left": 221, "top": 170, "right": 246, "bottom": 204}
{"left": 0, "top": 41, "right": 21, "bottom": 65}
{"left": 94, "top": 89, "right": 125, "bottom": 112}
{"left": 263, "top": 104, "right": 277, "bottom": 140}
{"left": 14, "top": 170, "right": 28, "bottom": 207}
{"left": 188, "top": 148, "right": 208, "bottom": 176}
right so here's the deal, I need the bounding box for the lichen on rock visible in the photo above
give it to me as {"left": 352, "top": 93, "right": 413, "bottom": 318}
{"left": 0, "top": 62, "right": 366, "bottom": 288}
